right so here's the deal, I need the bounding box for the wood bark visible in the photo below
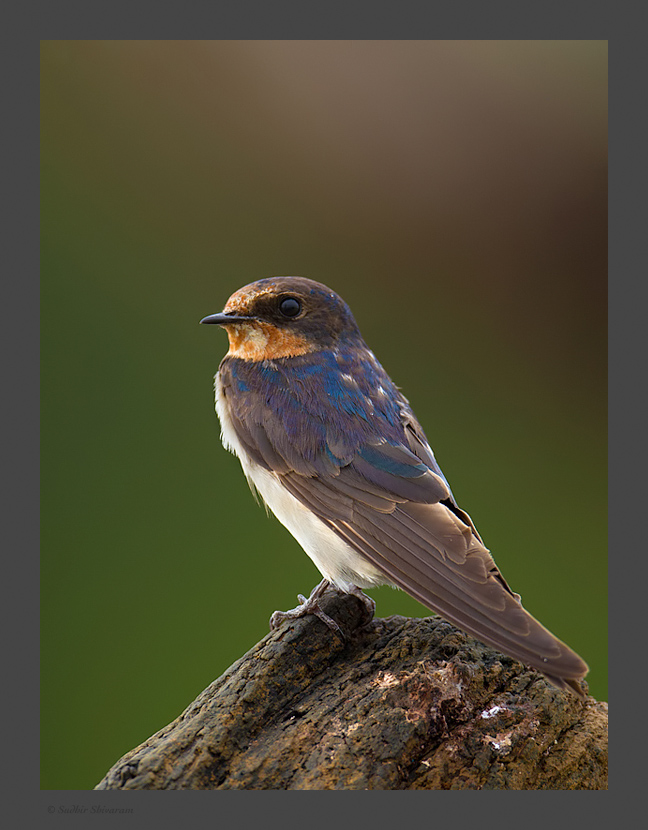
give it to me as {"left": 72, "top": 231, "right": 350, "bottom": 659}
{"left": 96, "top": 587, "right": 607, "bottom": 790}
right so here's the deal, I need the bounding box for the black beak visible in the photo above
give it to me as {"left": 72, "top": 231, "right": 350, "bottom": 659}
{"left": 199, "top": 312, "right": 254, "bottom": 326}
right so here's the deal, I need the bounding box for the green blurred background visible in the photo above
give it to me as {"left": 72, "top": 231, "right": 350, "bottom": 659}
{"left": 41, "top": 41, "right": 607, "bottom": 790}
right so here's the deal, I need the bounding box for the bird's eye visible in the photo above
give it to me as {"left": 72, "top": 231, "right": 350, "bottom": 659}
{"left": 279, "top": 296, "right": 301, "bottom": 318}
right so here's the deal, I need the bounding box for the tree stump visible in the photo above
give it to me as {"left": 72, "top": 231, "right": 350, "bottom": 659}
{"left": 95, "top": 587, "right": 607, "bottom": 790}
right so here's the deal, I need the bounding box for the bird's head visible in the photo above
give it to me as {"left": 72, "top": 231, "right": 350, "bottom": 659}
{"left": 200, "top": 277, "right": 363, "bottom": 360}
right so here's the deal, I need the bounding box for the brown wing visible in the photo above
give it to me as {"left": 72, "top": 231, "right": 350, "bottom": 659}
{"left": 281, "top": 468, "right": 589, "bottom": 696}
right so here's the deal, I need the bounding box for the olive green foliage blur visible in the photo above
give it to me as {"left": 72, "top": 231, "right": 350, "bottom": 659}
{"left": 41, "top": 41, "right": 607, "bottom": 790}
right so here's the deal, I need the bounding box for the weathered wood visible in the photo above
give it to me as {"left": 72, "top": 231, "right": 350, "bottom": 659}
{"left": 95, "top": 587, "right": 607, "bottom": 790}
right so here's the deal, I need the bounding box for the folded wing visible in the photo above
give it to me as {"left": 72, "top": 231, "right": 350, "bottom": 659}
{"left": 220, "top": 356, "right": 589, "bottom": 694}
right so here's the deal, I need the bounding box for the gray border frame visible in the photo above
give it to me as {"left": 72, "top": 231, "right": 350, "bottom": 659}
{"left": 22, "top": 4, "right": 618, "bottom": 825}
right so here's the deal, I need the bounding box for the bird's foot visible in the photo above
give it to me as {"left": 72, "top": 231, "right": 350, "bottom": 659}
{"left": 348, "top": 585, "right": 377, "bottom": 626}
{"left": 269, "top": 579, "right": 346, "bottom": 641}
{"left": 269, "top": 580, "right": 377, "bottom": 640}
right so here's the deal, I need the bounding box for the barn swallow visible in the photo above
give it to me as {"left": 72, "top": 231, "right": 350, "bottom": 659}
{"left": 201, "top": 276, "right": 589, "bottom": 696}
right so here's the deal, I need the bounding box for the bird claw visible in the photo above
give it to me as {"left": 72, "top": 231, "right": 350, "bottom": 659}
{"left": 269, "top": 579, "right": 377, "bottom": 641}
{"left": 348, "top": 585, "right": 377, "bottom": 626}
{"left": 269, "top": 579, "right": 349, "bottom": 641}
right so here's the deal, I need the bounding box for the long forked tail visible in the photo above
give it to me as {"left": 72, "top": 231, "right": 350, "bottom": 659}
{"left": 326, "top": 501, "right": 589, "bottom": 696}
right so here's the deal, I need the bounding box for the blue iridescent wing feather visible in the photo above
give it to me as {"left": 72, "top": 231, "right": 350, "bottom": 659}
{"left": 220, "top": 348, "right": 450, "bottom": 501}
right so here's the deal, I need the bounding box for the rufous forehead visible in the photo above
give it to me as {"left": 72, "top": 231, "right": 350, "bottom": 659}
{"left": 223, "top": 284, "right": 280, "bottom": 315}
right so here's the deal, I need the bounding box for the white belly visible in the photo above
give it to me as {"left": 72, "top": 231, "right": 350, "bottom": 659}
{"left": 215, "top": 375, "right": 388, "bottom": 591}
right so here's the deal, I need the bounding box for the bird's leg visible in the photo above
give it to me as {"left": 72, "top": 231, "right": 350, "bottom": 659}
{"left": 269, "top": 579, "right": 346, "bottom": 641}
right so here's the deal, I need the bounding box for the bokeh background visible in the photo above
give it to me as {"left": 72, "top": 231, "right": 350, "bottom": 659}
{"left": 41, "top": 41, "right": 607, "bottom": 790}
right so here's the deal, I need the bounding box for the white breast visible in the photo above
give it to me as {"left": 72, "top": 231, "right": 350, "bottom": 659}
{"left": 215, "top": 374, "right": 388, "bottom": 592}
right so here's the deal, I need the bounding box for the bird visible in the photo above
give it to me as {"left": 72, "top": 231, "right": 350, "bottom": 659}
{"left": 200, "top": 276, "right": 589, "bottom": 697}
